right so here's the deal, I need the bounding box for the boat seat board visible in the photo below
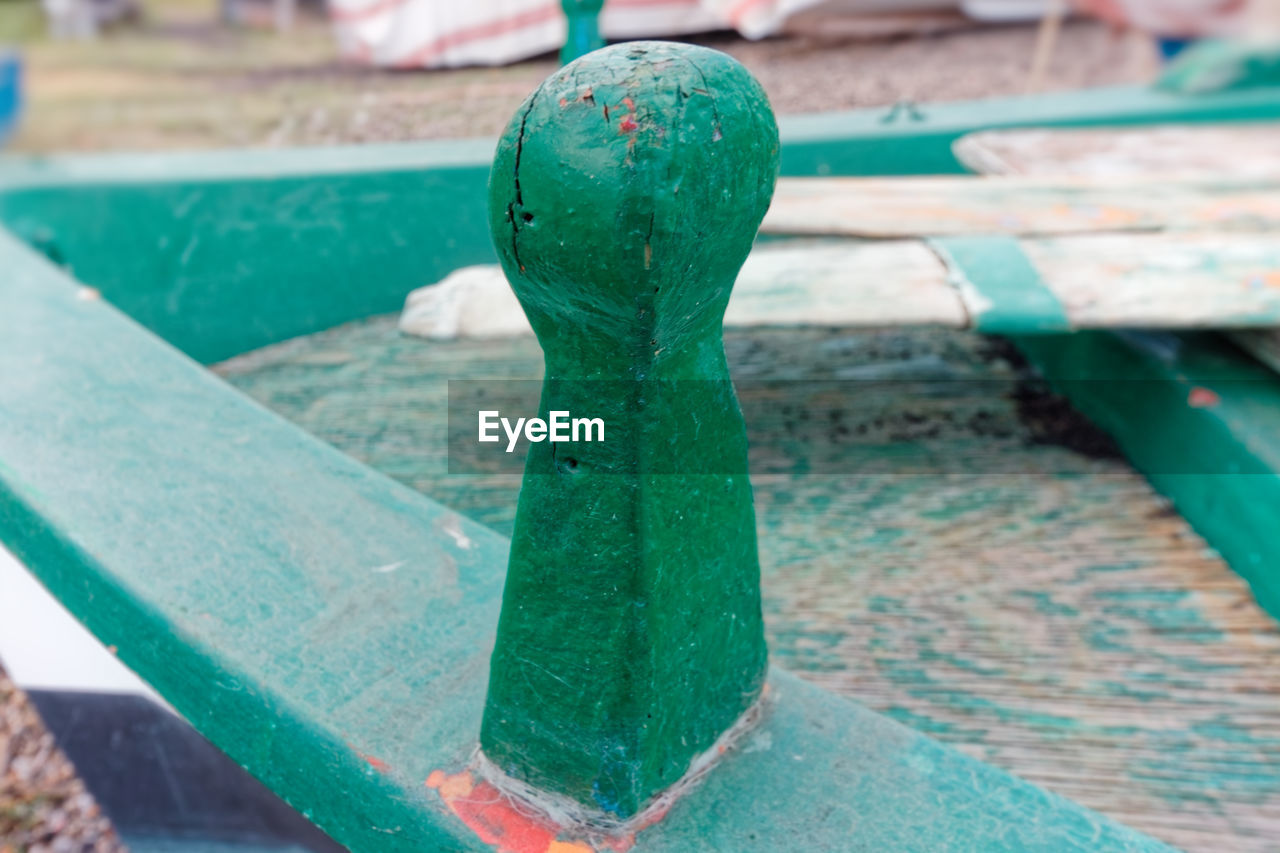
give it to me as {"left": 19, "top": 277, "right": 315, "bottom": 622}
{"left": 397, "top": 233, "right": 1280, "bottom": 339}
{"left": 763, "top": 173, "right": 1280, "bottom": 237}
{"left": 952, "top": 121, "right": 1280, "bottom": 405}
{"left": 953, "top": 124, "right": 1280, "bottom": 179}
{"left": 220, "top": 317, "right": 1280, "bottom": 853}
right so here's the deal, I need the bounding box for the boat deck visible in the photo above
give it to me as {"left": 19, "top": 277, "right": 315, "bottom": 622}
{"left": 218, "top": 320, "right": 1280, "bottom": 853}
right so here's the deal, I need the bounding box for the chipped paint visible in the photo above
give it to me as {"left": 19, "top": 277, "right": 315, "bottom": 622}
{"left": 426, "top": 769, "right": 612, "bottom": 853}
{"left": 1187, "top": 386, "right": 1220, "bottom": 408}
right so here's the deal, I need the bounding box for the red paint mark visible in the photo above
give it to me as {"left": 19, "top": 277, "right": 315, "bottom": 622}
{"left": 425, "top": 767, "right": 672, "bottom": 853}
{"left": 618, "top": 116, "right": 639, "bottom": 134}
{"left": 1188, "top": 387, "right": 1221, "bottom": 408}
{"left": 427, "top": 769, "right": 579, "bottom": 853}
{"left": 360, "top": 753, "right": 391, "bottom": 773}
{"left": 559, "top": 98, "right": 568, "bottom": 108}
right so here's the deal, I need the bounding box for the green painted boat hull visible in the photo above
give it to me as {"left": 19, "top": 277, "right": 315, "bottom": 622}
{"left": 3, "top": 76, "right": 1280, "bottom": 851}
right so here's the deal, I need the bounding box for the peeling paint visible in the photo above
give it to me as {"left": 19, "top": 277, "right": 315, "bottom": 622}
{"left": 1187, "top": 386, "right": 1220, "bottom": 408}
{"left": 426, "top": 769, "right": 613, "bottom": 853}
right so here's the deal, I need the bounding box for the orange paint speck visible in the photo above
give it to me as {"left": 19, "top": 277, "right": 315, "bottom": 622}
{"left": 1188, "top": 387, "right": 1221, "bottom": 408}
{"left": 360, "top": 753, "right": 391, "bottom": 773}
{"left": 426, "top": 769, "right": 570, "bottom": 853}
{"left": 428, "top": 768, "right": 656, "bottom": 853}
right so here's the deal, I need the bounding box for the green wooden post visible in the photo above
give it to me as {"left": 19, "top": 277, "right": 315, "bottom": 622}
{"left": 560, "top": 0, "right": 605, "bottom": 65}
{"left": 481, "top": 42, "right": 780, "bottom": 820}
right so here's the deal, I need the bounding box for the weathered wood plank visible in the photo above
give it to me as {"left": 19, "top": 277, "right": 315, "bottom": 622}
{"left": 1023, "top": 232, "right": 1280, "bottom": 329}
{"left": 399, "top": 242, "right": 964, "bottom": 339}
{"left": 953, "top": 124, "right": 1280, "bottom": 179}
{"left": 401, "top": 233, "right": 1280, "bottom": 338}
{"left": 762, "top": 174, "right": 1280, "bottom": 237}
{"left": 950, "top": 123, "right": 1280, "bottom": 379}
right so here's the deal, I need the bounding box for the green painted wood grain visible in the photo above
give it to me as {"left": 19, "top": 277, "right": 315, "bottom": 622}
{"left": 1014, "top": 330, "right": 1280, "bottom": 625}
{"left": 930, "top": 235, "right": 1071, "bottom": 334}
{"left": 223, "top": 318, "right": 1280, "bottom": 852}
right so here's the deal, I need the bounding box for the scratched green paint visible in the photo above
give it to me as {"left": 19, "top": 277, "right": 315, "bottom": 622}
{"left": 930, "top": 235, "right": 1071, "bottom": 334}
{"left": 481, "top": 43, "right": 777, "bottom": 817}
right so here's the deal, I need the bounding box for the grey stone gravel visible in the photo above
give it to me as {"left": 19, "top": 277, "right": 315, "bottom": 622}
{"left": 0, "top": 666, "right": 125, "bottom": 853}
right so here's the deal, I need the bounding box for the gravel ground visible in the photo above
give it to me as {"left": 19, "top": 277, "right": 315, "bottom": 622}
{"left": 1, "top": 11, "right": 1160, "bottom": 851}
{"left": 11, "top": 16, "right": 1157, "bottom": 152}
{"left": 0, "top": 665, "right": 124, "bottom": 853}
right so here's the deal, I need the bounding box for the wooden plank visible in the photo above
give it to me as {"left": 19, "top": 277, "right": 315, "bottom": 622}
{"left": 761, "top": 174, "right": 1280, "bottom": 237}
{"left": 950, "top": 124, "right": 1280, "bottom": 377}
{"left": 400, "top": 241, "right": 964, "bottom": 339}
{"left": 1024, "top": 232, "right": 1280, "bottom": 329}
{"left": 401, "top": 233, "right": 1280, "bottom": 339}
{"left": 953, "top": 124, "right": 1280, "bottom": 179}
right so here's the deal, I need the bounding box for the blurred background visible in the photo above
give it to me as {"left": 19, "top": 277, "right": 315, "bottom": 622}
{"left": 0, "top": 0, "right": 1246, "bottom": 154}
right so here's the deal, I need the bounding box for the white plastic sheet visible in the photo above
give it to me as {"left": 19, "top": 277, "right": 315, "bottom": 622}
{"left": 328, "top": 0, "right": 822, "bottom": 68}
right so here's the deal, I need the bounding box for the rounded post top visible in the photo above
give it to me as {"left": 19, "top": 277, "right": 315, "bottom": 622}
{"left": 488, "top": 41, "right": 779, "bottom": 362}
